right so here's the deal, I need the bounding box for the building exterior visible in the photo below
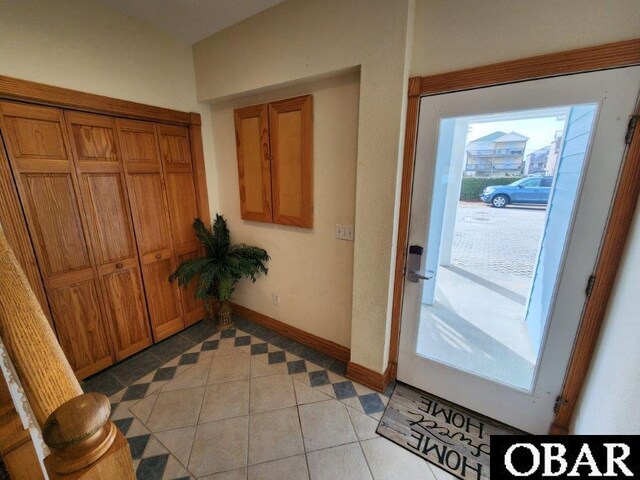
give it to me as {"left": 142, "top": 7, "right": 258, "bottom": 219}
{"left": 545, "top": 130, "right": 564, "bottom": 175}
{"left": 464, "top": 131, "right": 529, "bottom": 177}
{"left": 524, "top": 145, "right": 551, "bottom": 175}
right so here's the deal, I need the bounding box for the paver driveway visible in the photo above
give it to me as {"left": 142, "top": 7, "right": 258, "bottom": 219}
{"left": 450, "top": 202, "right": 547, "bottom": 277}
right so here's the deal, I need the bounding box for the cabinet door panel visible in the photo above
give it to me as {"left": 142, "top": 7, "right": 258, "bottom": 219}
{"left": 234, "top": 104, "right": 272, "bottom": 222}
{"left": 66, "top": 111, "right": 152, "bottom": 360}
{"left": 127, "top": 173, "right": 173, "bottom": 255}
{"left": 81, "top": 173, "right": 135, "bottom": 263}
{"left": 49, "top": 278, "right": 113, "bottom": 379}
{"left": 143, "top": 257, "right": 184, "bottom": 340}
{"left": 177, "top": 249, "right": 206, "bottom": 326}
{"left": 102, "top": 261, "right": 150, "bottom": 357}
{"left": 0, "top": 102, "right": 115, "bottom": 378}
{"left": 21, "top": 173, "right": 91, "bottom": 275}
{"left": 165, "top": 172, "right": 199, "bottom": 251}
{"left": 269, "top": 95, "right": 313, "bottom": 228}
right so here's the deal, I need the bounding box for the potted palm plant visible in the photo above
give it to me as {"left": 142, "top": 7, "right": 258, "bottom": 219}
{"left": 169, "top": 215, "right": 269, "bottom": 330}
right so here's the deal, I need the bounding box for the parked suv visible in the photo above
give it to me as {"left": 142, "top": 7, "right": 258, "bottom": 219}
{"left": 480, "top": 176, "right": 553, "bottom": 208}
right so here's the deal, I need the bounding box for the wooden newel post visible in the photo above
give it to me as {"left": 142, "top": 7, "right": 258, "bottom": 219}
{"left": 0, "top": 228, "right": 135, "bottom": 479}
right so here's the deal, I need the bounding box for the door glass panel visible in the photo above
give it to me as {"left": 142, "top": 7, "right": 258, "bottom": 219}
{"left": 416, "top": 104, "right": 598, "bottom": 392}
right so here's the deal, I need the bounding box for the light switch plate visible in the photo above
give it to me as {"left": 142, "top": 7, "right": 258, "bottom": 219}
{"left": 335, "top": 224, "right": 354, "bottom": 241}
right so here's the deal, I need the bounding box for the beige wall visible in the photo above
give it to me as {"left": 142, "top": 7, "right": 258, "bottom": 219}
{"left": 0, "top": 0, "right": 217, "bottom": 210}
{"left": 211, "top": 72, "right": 360, "bottom": 347}
{"left": 411, "top": 0, "right": 640, "bottom": 76}
{"left": 572, "top": 199, "right": 640, "bottom": 434}
{"left": 195, "top": 0, "right": 414, "bottom": 372}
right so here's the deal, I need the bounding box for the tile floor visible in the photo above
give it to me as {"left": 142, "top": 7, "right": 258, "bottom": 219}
{"left": 82, "top": 316, "right": 454, "bottom": 480}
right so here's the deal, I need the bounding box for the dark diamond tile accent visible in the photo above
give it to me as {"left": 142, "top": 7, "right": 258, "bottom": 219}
{"left": 309, "top": 370, "right": 330, "bottom": 387}
{"left": 82, "top": 372, "right": 124, "bottom": 397}
{"left": 148, "top": 335, "right": 195, "bottom": 363}
{"left": 251, "top": 343, "right": 268, "bottom": 355}
{"left": 268, "top": 351, "right": 286, "bottom": 364}
{"left": 113, "top": 417, "right": 134, "bottom": 436}
{"left": 287, "top": 360, "right": 307, "bottom": 374}
{"left": 333, "top": 381, "right": 358, "bottom": 400}
{"left": 220, "top": 328, "right": 237, "bottom": 339}
{"left": 178, "top": 353, "right": 199, "bottom": 365}
{"left": 152, "top": 367, "right": 176, "bottom": 382}
{"left": 136, "top": 453, "right": 169, "bottom": 480}
{"left": 111, "top": 402, "right": 119, "bottom": 413}
{"left": 122, "top": 383, "right": 150, "bottom": 401}
{"left": 202, "top": 339, "right": 219, "bottom": 351}
{"left": 181, "top": 320, "right": 217, "bottom": 343}
{"left": 233, "top": 316, "right": 256, "bottom": 333}
{"left": 234, "top": 335, "right": 251, "bottom": 346}
{"left": 359, "top": 393, "right": 386, "bottom": 415}
{"left": 251, "top": 325, "right": 278, "bottom": 342}
{"left": 128, "top": 434, "right": 150, "bottom": 460}
{"left": 110, "top": 351, "right": 164, "bottom": 386}
{"left": 327, "top": 359, "right": 348, "bottom": 376}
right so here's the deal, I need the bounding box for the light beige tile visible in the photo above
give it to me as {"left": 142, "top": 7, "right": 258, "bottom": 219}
{"left": 361, "top": 437, "right": 436, "bottom": 479}
{"left": 292, "top": 372, "right": 311, "bottom": 385}
{"left": 162, "top": 358, "right": 212, "bottom": 392}
{"left": 250, "top": 357, "right": 280, "bottom": 377}
{"left": 248, "top": 454, "right": 309, "bottom": 480}
{"left": 249, "top": 407, "right": 304, "bottom": 465}
{"left": 142, "top": 435, "right": 169, "bottom": 457}
{"left": 298, "top": 399, "right": 357, "bottom": 451}
{"left": 147, "top": 380, "right": 168, "bottom": 394}
{"left": 314, "top": 384, "right": 337, "bottom": 399}
{"left": 200, "top": 380, "right": 250, "bottom": 423}
{"left": 110, "top": 389, "right": 125, "bottom": 403}
{"left": 346, "top": 406, "right": 379, "bottom": 440}
{"left": 146, "top": 386, "right": 205, "bottom": 432}
{"left": 200, "top": 467, "right": 247, "bottom": 480}
{"left": 214, "top": 342, "right": 240, "bottom": 357}
{"left": 126, "top": 417, "right": 150, "bottom": 437}
{"left": 111, "top": 400, "right": 136, "bottom": 420}
{"left": 155, "top": 425, "right": 196, "bottom": 466}
{"left": 428, "top": 464, "right": 457, "bottom": 480}
{"left": 129, "top": 394, "right": 158, "bottom": 424}
{"left": 340, "top": 396, "right": 365, "bottom": 414}
{"left": 293, "top": 379, "right": 331, "bottom": 405}
{"left": 306, "top": 443, "right": 372, "bottom": 480}
{"left": 162, "top": 454, "right": 192, "bottom": 480}
{"left": 208, "top": 352, "right": 250, "bottom": 384}
{"left": 189, "top": 416, "right": 249, "bottom": 477}
{"left": 250, "top": 374, "right": 295, "bottom": 413}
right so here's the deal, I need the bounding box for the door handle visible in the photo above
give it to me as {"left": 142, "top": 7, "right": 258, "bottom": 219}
{"left": 408, "top": 269, "right": 435, "bottom": 282}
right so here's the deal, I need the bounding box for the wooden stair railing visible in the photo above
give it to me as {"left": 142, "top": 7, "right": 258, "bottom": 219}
{"left": 0, "top": 228, "right": 135, "bottom": 479}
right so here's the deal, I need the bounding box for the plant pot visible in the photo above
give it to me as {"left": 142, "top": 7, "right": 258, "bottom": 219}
{"left": 216, "top": 301, "right": 234, "bottom": 331}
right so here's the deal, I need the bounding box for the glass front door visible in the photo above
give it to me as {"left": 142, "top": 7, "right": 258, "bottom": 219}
{"left": 397, "top": 66, "right": 640, "bottom": 433}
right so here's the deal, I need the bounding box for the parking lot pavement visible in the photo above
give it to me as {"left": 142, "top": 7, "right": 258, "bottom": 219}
{"left": 450, "top": 202, "right": 546, "bottom": 278}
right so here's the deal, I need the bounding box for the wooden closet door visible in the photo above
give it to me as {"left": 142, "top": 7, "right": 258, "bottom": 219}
{"left": 0, "top": 101, "right": 114, "bottom": 379}
{"left": 157, "top": 124, "right": 206, "bottom": 326}
{"left": 116, "top": 119, "right": 185, "bottom": 340}
{"left": 65, "top": 112, "right": 152, "bottom": 360}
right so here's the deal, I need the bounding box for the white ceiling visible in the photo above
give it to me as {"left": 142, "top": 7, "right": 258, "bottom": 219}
{"left": 98, "top": 0, "right": 285, "bottom": 44}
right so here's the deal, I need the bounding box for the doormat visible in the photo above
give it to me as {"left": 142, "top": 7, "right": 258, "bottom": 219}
{"left": 376, "top": 383, "right": 523, "bottom": 480}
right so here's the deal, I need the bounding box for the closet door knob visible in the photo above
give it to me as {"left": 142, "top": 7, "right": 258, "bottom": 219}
{"left": 155, "top": 253, "right": 162, "bottom": 260}
{"left": 115, "top": 263, "right": 123, "bottom": 269}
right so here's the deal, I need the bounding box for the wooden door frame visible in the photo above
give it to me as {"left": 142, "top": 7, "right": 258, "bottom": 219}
{"left": 388, "top": 38, "right": 640, "bottom": 434}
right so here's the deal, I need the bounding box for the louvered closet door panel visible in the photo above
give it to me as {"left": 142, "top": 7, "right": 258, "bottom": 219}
{"left": 0, "top": 101, "right": 114, "bottom": 379}
{"left": 117, "top": 119, "right": 185, "bottom": 340}
{"left": 157, "top": 124, "right": 205, "bottom": 326}
{"left": 65, "top": 112, "right": 152, "bottom": 359}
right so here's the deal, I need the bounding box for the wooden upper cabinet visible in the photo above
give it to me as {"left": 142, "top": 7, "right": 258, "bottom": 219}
{"left": 0, "top": 101, "right": 114, "bottom": 379}
{"left": 269, "top": 95, "right": 313, "bottom": 228}
{"left": 234, "top": 96, "right": 313, "bottom": 228}
{"left": 116, "top": 118, "right": 185, "bottom": 340}
{"left": 234, "top": 104, "right": 272, "bottom": 222}
{"left": 65, "top": 111, "right": 152, "bottom": 360}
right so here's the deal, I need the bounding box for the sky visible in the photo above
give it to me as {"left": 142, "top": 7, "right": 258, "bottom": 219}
{"left": 466, "top": 115, "right": 567, "bottom": 157}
